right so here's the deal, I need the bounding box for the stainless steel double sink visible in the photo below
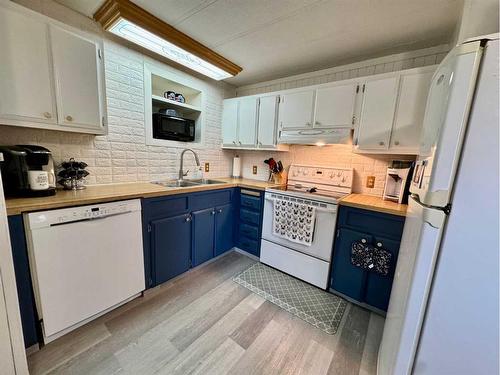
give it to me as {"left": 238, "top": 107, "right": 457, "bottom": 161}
{"left": 152, "top": 179, "right": 228, "bottom": 188}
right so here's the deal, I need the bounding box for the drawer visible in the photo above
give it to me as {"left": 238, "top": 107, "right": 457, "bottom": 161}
{"left": 240, "top": 194, "right": 261, "bottom": 211}
{"left": 338, "top": 206, "right": 405, "bottom": 240}
{"left": 240, "top": 209, "right": 260, "bottom": 225}
{"left": 143, "top": 196, "right": 189, "bottom": 219}
{"left": 239, "top": 223, "right": 259, "bottom": 240}
{"left": 239, "top": 235, "right": 259, "bottom": 255}
{"left": 189, "top": 189, "right": 233, "bottom": 211}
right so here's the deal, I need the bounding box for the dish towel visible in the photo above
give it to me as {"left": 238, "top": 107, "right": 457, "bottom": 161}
{"left": 272, "top": 198, "right": 316, "bottom": 246}
{"left": 350, "top": 241, "right": 392, "bottom": 276}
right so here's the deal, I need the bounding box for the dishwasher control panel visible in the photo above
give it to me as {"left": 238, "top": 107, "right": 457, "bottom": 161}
{"left": 24, "top": 199, "right": 142, "bottom": 229}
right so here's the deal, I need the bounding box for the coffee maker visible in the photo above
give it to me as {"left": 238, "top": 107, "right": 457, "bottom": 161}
{"left": 383, "top": 160, "right": 414, "bottom": 204}
{"left": 0, "top": 145, "right": 56, "bottom": 197}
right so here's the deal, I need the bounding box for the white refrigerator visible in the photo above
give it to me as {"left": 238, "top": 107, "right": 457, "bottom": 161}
{"left": 378, "top": 35, "right": 499, "bottom": 375}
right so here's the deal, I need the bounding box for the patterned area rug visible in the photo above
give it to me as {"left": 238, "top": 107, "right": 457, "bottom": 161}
{"left": 233, "top": 262, "right": 348, "bottom": 334}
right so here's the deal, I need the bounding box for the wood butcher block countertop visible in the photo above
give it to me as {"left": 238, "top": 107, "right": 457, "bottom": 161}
{"left": 5, "top": 177, "right": 282, "bottom": 216}
{"left": 339, "top": 193, "right": 408, "bottom": 217}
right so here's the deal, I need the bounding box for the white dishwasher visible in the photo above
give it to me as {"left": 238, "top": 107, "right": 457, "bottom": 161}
{"left": 24, "top": 199, "right": 145, "bottom": 343}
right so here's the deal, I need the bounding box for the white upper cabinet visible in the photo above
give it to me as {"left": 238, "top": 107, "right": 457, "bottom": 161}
{"left": 50, "top": 25, "right": 104, "bottom": 132}
{"left": 279, "top": 90, "right": 315, "bottom": 129}
{"left": 389, "top": 70, "right": 433, "bottom": 152}
{"left": 221, "top": 98, "right": 239, "bottom": 146}
{"left": 221, "top": 95, "right": 288, "bottom": 151}
{"left": 355, "top": 76, "right": 400, "bottom": 150}
{"left": 314, "top": 83, "right": 358, "bottom": 128}
{"left": 237, "top": 97, "right": 258, "bottom": 146}
{"left": 0, "top": 2, "right": 106, "bottom": 134}
{"left": 0, "top": 6, "right": 56, "bottom": 124}
{"left": 257, "top": 95, "right": 279, "bottom": 147}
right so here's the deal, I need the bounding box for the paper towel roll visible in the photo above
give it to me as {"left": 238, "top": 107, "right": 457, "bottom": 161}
{"left": 232, "top": 155, "right": 241, "bottom": 178}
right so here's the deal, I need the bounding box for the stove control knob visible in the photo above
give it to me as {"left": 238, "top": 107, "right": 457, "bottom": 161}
{"left": 329, "top": 172, "right": 334, "bottom": 179}
{"left": 303, "top": 169, "right": 309, "bottom": 175}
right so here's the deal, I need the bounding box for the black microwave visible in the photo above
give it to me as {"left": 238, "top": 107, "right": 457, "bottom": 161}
{"left": 153, "top": 113, "right": 195, "bottom": 142}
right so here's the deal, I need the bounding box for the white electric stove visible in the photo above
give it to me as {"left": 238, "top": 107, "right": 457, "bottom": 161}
{"left": 260, "top": 164, "right": 353, "bottom": 289}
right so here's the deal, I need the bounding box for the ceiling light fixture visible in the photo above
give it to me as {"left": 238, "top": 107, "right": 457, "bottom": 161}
{"left": 94, "top": 0, "right": 242, "bottom": 80}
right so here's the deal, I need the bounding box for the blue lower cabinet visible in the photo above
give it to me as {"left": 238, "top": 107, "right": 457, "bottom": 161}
{"left": 237, "top": 189, "right": 264, "bottom": 257}
{"left": 152, "top": 213, "right": 192, "bottom": 285}
{"left": 192, "top": 208, "right": 215, "bottom": 267}
{"left": 144, "top": 188, "right": 237, "bottom": 288}
{"left": 364, "top": 236, "right": 401, "bottom": 311}
{"left": 330, "top": 205, "right": 405, "bottom": 313}
{"left": 8, "top": 215, "right": 40, "bottom": 348}
{"left": 215, "top": 203, "right": 234, "bottom": 256}
{"left": 330, "top": 228, "right": 372, "bottom": 301}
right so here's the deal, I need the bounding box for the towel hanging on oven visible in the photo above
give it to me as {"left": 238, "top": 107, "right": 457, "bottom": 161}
{"left": 272, "top": 197, "right": 316, "bottom": 246}
{"left": 351, "top": 240, "right": 392, "bottom": 276}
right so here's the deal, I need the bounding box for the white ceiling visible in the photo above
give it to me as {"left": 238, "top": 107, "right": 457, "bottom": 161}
{"left": 55, "top": 0, "right": 462, "bottom": 86}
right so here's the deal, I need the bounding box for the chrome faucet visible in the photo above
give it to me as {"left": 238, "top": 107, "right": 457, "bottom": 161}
{"left": 178, "top": 148, "right": 200, "bottom": 180}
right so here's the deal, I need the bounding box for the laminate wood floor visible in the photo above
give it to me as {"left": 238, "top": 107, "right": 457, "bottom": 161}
{"left": 28, "top": 251, "right": 385, "bottom": 375}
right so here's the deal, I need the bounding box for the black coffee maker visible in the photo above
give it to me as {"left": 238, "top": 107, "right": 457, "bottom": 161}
{"left": 0, "top": 145, "right": 56, "bottom": 197}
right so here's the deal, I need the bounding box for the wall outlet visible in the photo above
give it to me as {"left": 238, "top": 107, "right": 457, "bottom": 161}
{"left": 366, "top": 176, "right": 375, "bottom": 188}
{"left": 204, "top": 162, "right": 210, "bottom": 172}
{"left": 252, "top": 165, "right": 257, "bottom": 175}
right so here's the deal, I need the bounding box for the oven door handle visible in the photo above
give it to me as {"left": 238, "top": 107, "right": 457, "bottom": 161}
{"left": 265, "top": 196, "right": 337, "bottom": 213}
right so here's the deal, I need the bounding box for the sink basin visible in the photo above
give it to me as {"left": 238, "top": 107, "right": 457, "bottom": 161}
{"left": 152, "top": 179, "right": 227, "bottom": 188}
{"left": 152, "top": 180, "right": 200, "bottom": 188}
{"left": 188, "top": 179, "right": 227, "bottom": 185}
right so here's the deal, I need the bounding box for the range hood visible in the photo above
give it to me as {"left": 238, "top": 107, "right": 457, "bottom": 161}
{"left": 278, "top": 127, "right": 352, "bottom": 145}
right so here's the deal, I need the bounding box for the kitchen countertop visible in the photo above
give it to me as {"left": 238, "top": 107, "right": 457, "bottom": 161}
{"left": 339, "top": 193, "right": 408, "bottom": 217}
{"left": 5, "top": 177, "right": 282, "bottom": 216}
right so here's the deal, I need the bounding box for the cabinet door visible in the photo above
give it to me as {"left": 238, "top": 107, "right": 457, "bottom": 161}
{"left": 215, "top": 204, "right": 234, "bottom": 256}
{"left": 355, "top": 76, "right": 399, "bottom": 150}
{"left": 152, "top": 213, "right": 191, "bottom": 285}
{"left": 50, "top": 25, "right": 104, "bottom": 131}
{"left": 390, "top": 71, "right": 433, "bottom": 152}
{"left": 0, "top": 7, "right": 56, "bottom": 124}
{"left": 364, "top": 236, "right": 401, "bottom": 311}
{"left": 330, "top": 228, "right": 372, "bottom": 301}
{"left": 192, "top": 208, "right": 215, "bottom": 267}
{"left": 257, "top": 95, "right": 278, "bottom": 147}
{"left": 314, "top": 83, "right": 358, "bottom": 128}
{"left": 279, "top": 90, "right": 315, "bottom": 129}
{"left": 238, "top": 97, "right": 258, "bottom": 146}
{"left": 222, "top": 99, "right": 239, "bottom": 146}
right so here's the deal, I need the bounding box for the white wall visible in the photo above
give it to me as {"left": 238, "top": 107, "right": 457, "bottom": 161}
{"left": 2, "top": 0, "right": 236, "bottom": 184}
{"left": 456, "top": 0, "right": 499, "bottom": 44}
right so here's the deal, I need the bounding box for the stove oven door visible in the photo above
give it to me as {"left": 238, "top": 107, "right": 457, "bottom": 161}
{"left": 261, "top": 192, "right": 338, "bottom": 261}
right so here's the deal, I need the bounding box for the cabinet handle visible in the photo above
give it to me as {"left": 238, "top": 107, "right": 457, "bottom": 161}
{"left": 218, "top": 209, "right": 223, "bottom": 213}
{"left": 379, "top": 141, "right": 385, "bottom": 146}
{"left": 305, "top": 122, "right": 311, "bottom": 126}
{"left": 43, "top": 112, "right": 52, "bottom": 119}
{"left": 315, "top": 121, "right": 321, "bottom": 125}
{"left": 238, "top": 141, "right": 242, "bottom": 145}
{"left": 232, "top": 141, "right": 237, "bottom": 144}
{"left": 211, "top": 210, "right": 216, "bottom": 215}
{"left": 394, "top": 141, "right": 400, "bottom": 146}
{"left": 66, "top": 115, "right": 73, "bottom": 122}
{"left": 258, "top": 141, "right": 262, "bottom": 146}
{"left": 361, "top": 238, "right": 367, "bottom": 244}
{"left": 185, "top": 215, "right": 192, "bottom": 222}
